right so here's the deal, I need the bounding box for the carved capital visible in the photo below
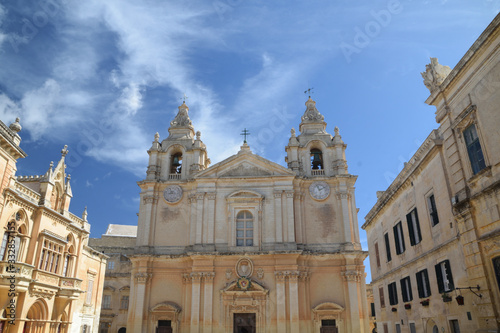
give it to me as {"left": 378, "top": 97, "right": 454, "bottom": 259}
{"left": 190, "top": 272, "right": 204, "bottom": 282}
{"left": 275, "top": 271, "right": 287, "bottom": 282}
{"left": 202, "top": 272, "right": 215, "bottom": 282}
{"left": 188, "top": 194, "right": 197, "bottom": 204}
{"left": 288, "top": 271, "right": 301, "bottom": 281}
{"left": 135, "top": 272, "right": 152, "bottom": 284}
{"left": 342, "top": 270, "right": 361, "bottom": 283}
{"left": 196, "top": 193, "right": 205, "bottom": 200}
{"left": 207, "top": 193, "right": 216, "bottom": 200}
{"left": 336, "top": 192, "right": 350, "bottom": 200}
{"left": 273, "top": 192, "right": 282, "bottom": 199}
{"left": 143, "top": 195, "right": 157, "bottom": 204}
{"left": 285, "top": 190, "right": 294, "bottom": 198}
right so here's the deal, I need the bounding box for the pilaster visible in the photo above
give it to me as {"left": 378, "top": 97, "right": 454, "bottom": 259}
{"left": 274, "top": 191, "right": 283, "bottom": 243}
{"left": 203, "top": 272, "right": 215, "bottom": 332}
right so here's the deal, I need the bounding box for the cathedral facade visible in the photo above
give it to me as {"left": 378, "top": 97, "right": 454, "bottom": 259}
{"left": 126, "top": 97, "right": 369, "bottom": 333}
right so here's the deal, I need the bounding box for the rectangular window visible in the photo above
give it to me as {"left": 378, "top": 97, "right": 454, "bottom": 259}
{"left": 409, "top": 323, "right": 416, "bottom": 333}
{"left": 384, "top": 233, "right": 392, "bottom": 262}
{"left": 379, "top": 286, "right": 385, "bottom": 308}
{"left": 395, "top": 323, "right": 401, "bottom": 333}
{"left": 463, "top": 124, "right": 486, "bottom": 175}
{"left": 120, "top": 296, "right": 129, "bottom": 309}
{"left": 107, "top": 261, "right": 115, "bottom": 270}
{"left": 400, "top": 276, "right": 413, "bottom": 302}
{"left": 450, "top": 319, "right": 461, "bottom": 333}
{"left": 427, "top": 194, "right": 440, "bottom": 226}
{"left": 393, "top": 222, "right": 406, "bottom": 255}
{"left": 416, "top": 269, "right": 432, "bottom": 298}
{"left": 406, "top": 208, "right": 422, "bottom": 246}
{"left": 435, "top": 260, "right": 455, "bottom": 293}
{"left": 370, "top": 303, "right": 376, "bottom": 317}
{"left": 102, "top": 295, "right": 111, "bottom": 309}
{"left": 388, "top": 282, "right": 398, "bottom": 305}
{"left": 39, "top": 240, "right": 63, "bottom": 274}
{"left": 86, "top": 280, "right": 94, "bottom": 305}
{"left": 0, "top": 233, "right": 8, "bottom": 260}
{"left": 236, "top": 211, "right": 254, "bottom": 246}
{"left": 493, "top": 256, "right": 500, "bottom": 292}
{"left": 375, "top": 242, "right": 381, "bottom": 268}
{"left": 99, "top": 322, "right": 109, "bottom": 333}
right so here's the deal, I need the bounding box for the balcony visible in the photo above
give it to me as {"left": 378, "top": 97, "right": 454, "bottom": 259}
{"left": 58, "top": 277, "right": 83, "bottom": 299}
{"left": 32, "top": 269, "right": 60, "bottom": 287}
{"left": 311, "top": 169, "right": 325, "bottom": 176}
{"left": 0, "top": 261, "right": 34, "bottom": 291}
{"left": 169, "top": 173, "right": 181, "bottom": 180}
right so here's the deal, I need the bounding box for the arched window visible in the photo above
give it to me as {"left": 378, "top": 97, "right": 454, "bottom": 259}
{"left": 310, "top": 149, "right": 323, "bottom": 170}
{"left": 493, "top": 256, "right": 500, "bottom": 292}
{"left": 236, "top": 211, "right": 253, "bottom": 247}
{"left": 170, "top": 153, "right": 182, "bottom": 174}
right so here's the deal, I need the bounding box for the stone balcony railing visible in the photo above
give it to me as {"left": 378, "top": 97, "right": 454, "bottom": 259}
{"left": 32, "top": 269, "right": 60, "bottom": 287}
{"left": 60, "top": 277, "right": 82, "bottom": 289}
{"left": 311, "top": 169, "right": 325, "bottom": 176}
{"left": 0, "top": 261, "right": 35, "bottom": 291}
{"left": 169, "top": 173, "right": 182, "bottom": 180}
{"left": 13, "top": 181, "right": 41, "bottom": 204}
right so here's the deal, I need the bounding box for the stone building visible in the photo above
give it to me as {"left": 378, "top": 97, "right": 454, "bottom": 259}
{"left": 0, "top": 119, "right": 107, "bottom": 333}
{"left": 92, "top": 95, "right": 370, "bottom": 332}
{"left": 89, "top": 225, "right": 137, "bottom": 333}
{"left": 362, "top": 13, "right": 500, "bottom": 333}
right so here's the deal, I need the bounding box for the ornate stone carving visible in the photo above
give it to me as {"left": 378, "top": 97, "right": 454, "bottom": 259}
{"left": 207, "top": 193, "right": 216, "bottom": 200}
{"left": 190, "top": 272, "right": 203, "bottom": 282}
{"left": 342, "top": 270, "right": 361, "bottom": 282}
{"left": 135, "top": 272, "right": 152, "bottom": 283}
{"left": 236, "top": 258, "right": 253, "bottom": 278}
{"left": 301, "top": 97, "right": 324, "bottom": 123}
{"left": 202, "top": 272, "right": 215, "bottom": 282}
{"left": 170, "top": 103, "right": 193, "bottom": 128}
{"left": 225, "top": 269, "right": 232, "bottom": 280}
{"left": 421, "top": 57, "right": 452, "bottom": 92}
{"left": 256, "top": 268, "right": 264, "bottom": 279}
{"left": 285, "top": 190, "right": 294, "bottom": 198}
{"left": 274, "top": 271, "right": 287, "bottom": 282}
{"left": 164, "top": 185, "right": 183, "bottom": 203}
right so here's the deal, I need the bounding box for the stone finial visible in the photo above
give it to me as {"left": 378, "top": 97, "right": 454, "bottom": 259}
{"left": 196, "top": 131, "right": 201, "bottom": 140}
{"left": 301, "top": 97, "right": 324, "bottom": 123}
{"left": 154, "top": 132, "right": 160, "bottom": 142}
{"left": 9, "top": 117, "right": 22, "bottom": 133}
{"left": 61, "top": 145, "right": 69, "bottom": 157}
{"left": 421, "top": 57, "right": 452, "bottom": 92}
{"left": 170, "top": 102, "right": 193, "bottom": 128}
{"left": 290, "top": 128, "right": 296, "bottom": 137}
{"left": 334, "top": 126, "right": 340, "bottom": 136}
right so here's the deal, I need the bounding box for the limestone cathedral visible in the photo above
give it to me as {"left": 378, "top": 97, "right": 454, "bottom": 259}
{"left": 124, "top": 97, "right": 369, "bottom": 333}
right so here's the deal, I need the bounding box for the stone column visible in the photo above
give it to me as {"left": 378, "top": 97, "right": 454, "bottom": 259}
{"left": 342, "top": 270, "right": 361, "bottom": 333}
{"left": 285, "top": 191, "right": 295, "bottom": 243}
{"left": 275, "top": 272, "right": 287, "bottom": 329}
{"left": 274, "top": 192, "right": 283, "bottom": 243}
{"left": 195, "top": 193, "right": 204, "bottom": 245}
{"left": 189, "top": 194, "right": 197, "bottom": 245}
{"left": 337, "top": 191, "right": 353, "bottom": 246}
{"left": 206, "top": 193, "right": 216, "bottom": 244}
{"left": 138, "top": 195, "right": 155, "bottom": 246}
{"left": 132, "top": 272, "right": 151, "bottom": 333}
{"left": 203, "top": 272, "right": 215, "bottom": 333}
{"left": 289, "top": 271, "right": 300, "bottom": 333}
{"left": 190, "top": 273, "right": 203, "bottom": 333}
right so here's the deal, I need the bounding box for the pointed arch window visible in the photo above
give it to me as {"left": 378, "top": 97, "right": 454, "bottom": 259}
{"left": 310, "top": 149, "right": 323, "bottom": 170}
{"left": 236, "top": 211, "right": 253, "bottom": 246}
{"left": 170, "top": 153, "right": 183, "bottom": 174}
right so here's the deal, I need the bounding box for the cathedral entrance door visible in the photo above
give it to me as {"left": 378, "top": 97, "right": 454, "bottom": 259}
{"left": 233, "top": 313, "right": 256, "bottom": 333}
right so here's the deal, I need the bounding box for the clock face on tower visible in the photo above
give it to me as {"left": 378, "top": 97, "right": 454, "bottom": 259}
{"left": 163, "top": 185, "right": 183, "bottom": 203}
{"left": 309, "top": 181, "right": 330, "bottom": 200}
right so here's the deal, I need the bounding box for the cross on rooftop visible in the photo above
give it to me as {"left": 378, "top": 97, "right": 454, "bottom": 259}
{"left": 304, "top": 87, "right": 314, "bottom": 97}
{"left": 181, "top": 93, "right": 188, "bottom": 103}
{"left": 240, "top": 128, "right": 251, "bottom": 144}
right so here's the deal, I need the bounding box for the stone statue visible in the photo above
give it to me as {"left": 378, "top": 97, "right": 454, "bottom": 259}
{"left": 421, "top": 57, "right": 452, "bottom": 92}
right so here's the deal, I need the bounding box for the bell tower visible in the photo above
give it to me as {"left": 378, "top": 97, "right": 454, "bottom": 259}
{"left": 285, "top": 97, "right": 348, "bottom": 177}
{"left": 146, "top": 101, "right": 210, "bottom": 181}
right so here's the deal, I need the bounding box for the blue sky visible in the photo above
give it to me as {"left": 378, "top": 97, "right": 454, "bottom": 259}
{"left": 0, "top": 0, "right": 498, "bottom": 282}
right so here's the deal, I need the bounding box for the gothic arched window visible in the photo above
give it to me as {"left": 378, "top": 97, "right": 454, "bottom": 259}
{"left": 310, "top": 149, "right": 323, "bottom": 170}
{"left": 170, "top": 153, "right": 182, "bottom": 174}
{"left": 236, "top": 211, "right": 253, "bottom": 246}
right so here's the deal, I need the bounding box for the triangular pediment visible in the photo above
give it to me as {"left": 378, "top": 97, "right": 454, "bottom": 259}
{"left": 196, "top": 150, "right": 295, "bottom": 179}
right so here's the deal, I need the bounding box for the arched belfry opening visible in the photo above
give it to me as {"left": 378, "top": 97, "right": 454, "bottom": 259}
{"left": 310, "top": 149, "right": 323, "bottom": 170}
{"left": 170, "top": 153, "right": 182, "bottom": 174}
